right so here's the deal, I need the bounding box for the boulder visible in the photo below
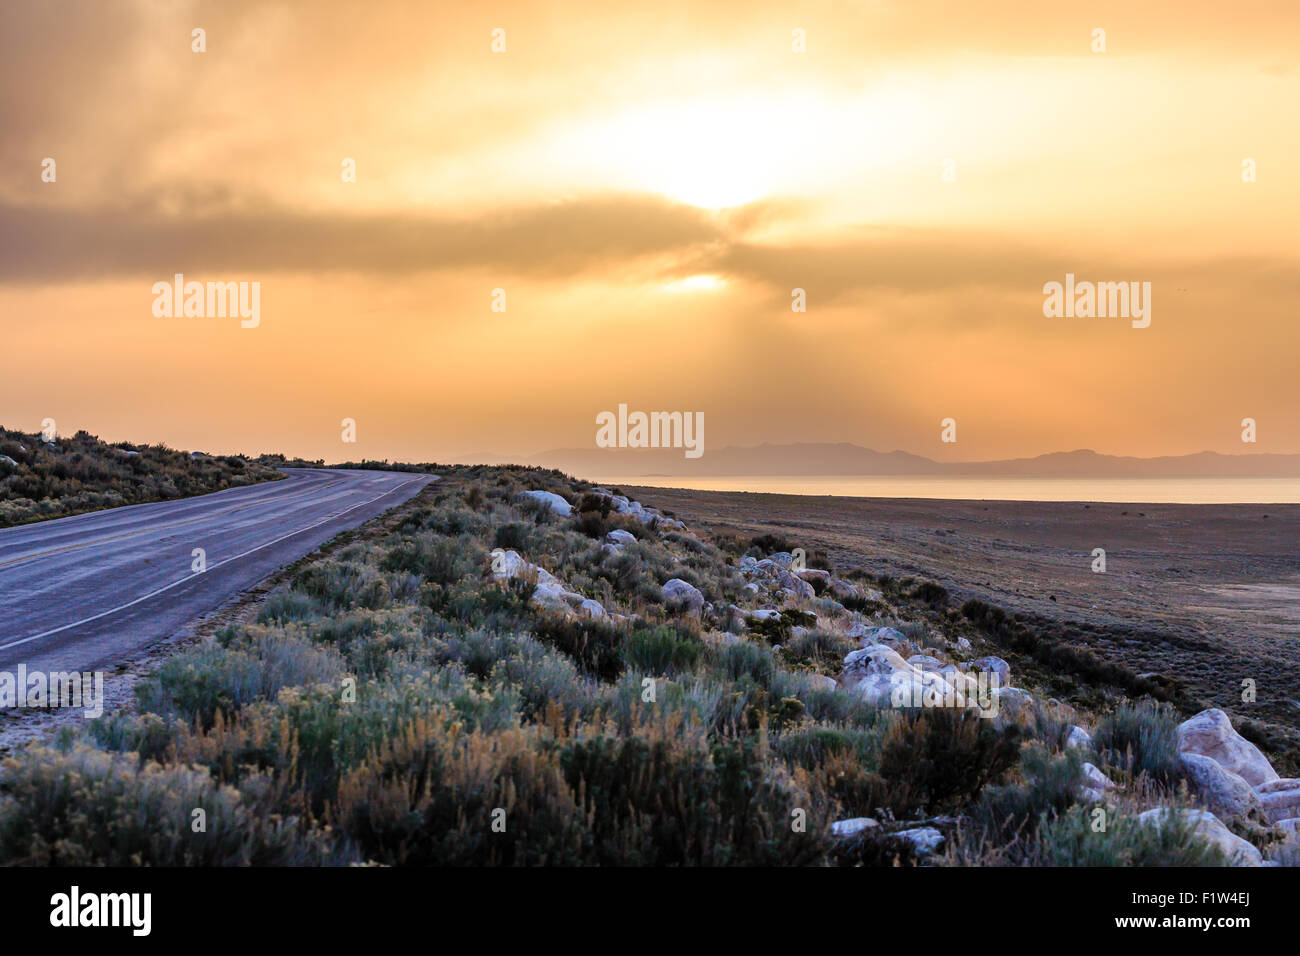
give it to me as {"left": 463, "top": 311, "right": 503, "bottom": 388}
{"left": 844, "top": 645, "right": 910, "bottom": 678}
{"left": 907, "top": 654, "right": 945, "bottom": 673}
{"left": 1276, "top": 818, "right": 1300, "bottom": 840}
{"left": 862, "top": 626, "right": 906, "bottom": 648}
{"left": 993, "top": 686, "right": 1033, "bottom": 720}
{"left": 1177, "top": 709, "right": 1279, "bottom": 788}
{"left": 519, "top": 490, "right": 572, "bottom": 516}
{"left": 845, "top": 622, "right": 873, "bottom": 642}
{"left": 796, "top": 568, "right": 830, "bottom": 585}
{"left": 1179, "top": 753, "right": 1264, "bottom": 821}
{"left": 1065, "top": 725, "right": 1092, "bottom": 750}
{"left": 830, "top": 579, "right": 880, "bottom": 602}
{"left": 855, "top": 672, "right": 899, "bottom": 707}
{"left": 857, "top": 668, "right": 957, "bottom": 709}
{"left": 894, "top": 827, "right": 945, "bottom": 857}
{"left": 604, "top": 529, "right": 637, "bottom": 546}
{"left": 775, "top": 569, "right": 815, "bottom": 600}
{"left": 939, "top": 664, "right": 980, "bottom": 697}
{"left": 971, "top": 656, "right": 1011, "bottom": 686}
{"left": 831, "top": 817, "right": 878, "bottom": 838}
{"left": 532, "top": 580, "right": 575, "bottom": 614}
{"left": 1137, "top": 808, "right": 1262, "bottom": 866}
{"left": 1256, "top": 778, "right": 1300, "bottom": 824}
{"left": 578, "top": 598, "right": 607, "bottom": 619}
{"left": 1078, "top": 762, "right": 1116, "bottom": 802}
{"left": 488, "top": 548, "right": 531, "bottom": 581}
{"left": 662, "top": 578, "right": 704, "bottom": 615}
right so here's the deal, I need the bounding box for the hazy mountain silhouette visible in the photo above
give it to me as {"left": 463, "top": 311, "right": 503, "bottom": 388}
{"left": 490, "top": 443, "right": 1300, "bottom": 477}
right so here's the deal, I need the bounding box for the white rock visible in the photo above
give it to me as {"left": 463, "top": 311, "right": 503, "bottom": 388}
{"left": 845, "top": 622, "right": 873, "bottom": 641}
{"left": 1078, "top": 762, "right": 1116, "bottom": 802}
{"left": 579, "top": 598, "right": 607, "bottom": 619}
{"left": 1276, "top": 818, "right": 1300, "bottom": 840}
{"left": 1065, "top": 725, "right": 1092, "bottom": 749}
{"left": 1137, "top": 808, "right": 1262, "bottom": 866}
{"left": 855, "top": 672, "right": 899, "bottom": 707}
{"left": 662, "top": 578, "right": 704, "bottom": 615}
{"left": 971, "top": 656, "right": 1011, "bottom": 686}
{"left": 796, "top": 568, "right": 830, "bottom": 584}
{"left": 604, "top": 529, "right": 637, "bottom": 546}
{"left": 894, "top": 827, "right": 944, "bottom": 856}
{"left": 1177, "top": 709, "right": 1279, "bottom": 788}
{"left": 1179, "top": 753, "right": 1264, "bottom": 820}
{"left": 857, "top": 668, "right": 957, "bottom": 709}
{"left": 532, "top": 580, "right": 575, "bottom": 614}
{"left": 863, "top": 626, "right": 907, "bottom": 647}
{"left": 907, "top": 654, "right": 945, "bottom": 673}
{"left": 775, "top": 569, "right": 815, "bottom": 599}
{"left": 955, "top": 636, "right": 972, "bottom": 651}
{"left": 519, "top": 490, "right": 572, "bottom": 516}
{"left": 488, "top": 548, "right": 531, "bottom": 581}
{"left": 831, "top": 817, "right": 878, "bottom": 838}
{"left": 844, "top": 645, "right": 910, "bottom": 677}
{"left": 993, "top": 686, "right": 1033, "bottom": 719}
{"left": 1256, "top": 778, "right": 1300, "bottom": 824}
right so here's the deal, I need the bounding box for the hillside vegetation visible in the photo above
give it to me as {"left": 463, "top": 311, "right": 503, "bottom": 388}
{"left": 0, "top": 426, "right": 283, "bottom": 527}
{"left": 1, "top": 465, "right": 1295, "bottom": 865}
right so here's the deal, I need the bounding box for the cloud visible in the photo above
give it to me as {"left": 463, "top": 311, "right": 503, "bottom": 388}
{"left": 0, "top": 193, "right": 726, "bottom": 282}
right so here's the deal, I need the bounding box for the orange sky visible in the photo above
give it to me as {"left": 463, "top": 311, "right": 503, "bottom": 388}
{"left": 2, "top": 0, "right": 1298, "bottom": 464}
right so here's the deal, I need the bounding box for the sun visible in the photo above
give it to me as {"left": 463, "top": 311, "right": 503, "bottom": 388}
{"left": 555, "top": 94, "right": 832, "bottom": 209}
{"left": 661, "top": 274, "right": 727, "bottom": 292}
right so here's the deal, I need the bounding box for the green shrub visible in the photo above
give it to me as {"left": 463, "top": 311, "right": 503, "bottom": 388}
{"left": 1025, "top": 805, "right": 1228, "bottom": 866}
{"left": 559, "top": 734, "right": 832, "bottom": 865}
{"left": 530, "top": 614, "right": 627, "bottom": 681}
{"left": 136, "top": 631, "right": 345, "bottom": 727}
{"left": 871, "top": 708, "right": 1021, "bottom": 817}
{"left": 967, "top": 746, "right": 1085, "bottom": 848}
{"left": 622, "top": 625, "right": 702, "bottom": 676}
{"left": 1093, "top": 700, "right": 1184, "bottom": 783}
{"left": 0, "top": 746, "right": 333, "bottom": 865}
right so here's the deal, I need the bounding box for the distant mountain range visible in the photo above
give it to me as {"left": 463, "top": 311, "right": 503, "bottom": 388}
{"left": 451, "top": 443, "right": 1300, "bottom": 478}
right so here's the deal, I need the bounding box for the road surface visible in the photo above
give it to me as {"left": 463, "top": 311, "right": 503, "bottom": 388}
{"left": 0, "top": 468, "right": 434, "bottom": 674}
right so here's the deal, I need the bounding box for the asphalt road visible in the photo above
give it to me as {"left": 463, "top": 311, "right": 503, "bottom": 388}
{"left": 0, "top": 468, "right": 434, "bottom": 674}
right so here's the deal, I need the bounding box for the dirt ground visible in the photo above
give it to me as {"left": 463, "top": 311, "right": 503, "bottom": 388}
{"left": 625, "top": 485, "right": 1300, "bottom": 732}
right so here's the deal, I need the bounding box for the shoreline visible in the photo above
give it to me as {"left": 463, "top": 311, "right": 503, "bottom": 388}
{"left": 587, "top": 474, "right": 1300, "bottom": 505}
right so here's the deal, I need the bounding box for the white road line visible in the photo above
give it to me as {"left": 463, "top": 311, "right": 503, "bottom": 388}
{"left": 0, "top": 474, "right": 430, "bottom": 654}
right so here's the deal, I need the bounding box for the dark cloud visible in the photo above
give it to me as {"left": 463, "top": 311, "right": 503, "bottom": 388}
{"left": 0, "top": 194, "right": 726, "bottom": 281}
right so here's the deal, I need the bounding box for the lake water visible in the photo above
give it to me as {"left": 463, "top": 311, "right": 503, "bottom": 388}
{"left": 589, "top": 475, "right": 1300, "bottom": 504}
